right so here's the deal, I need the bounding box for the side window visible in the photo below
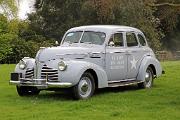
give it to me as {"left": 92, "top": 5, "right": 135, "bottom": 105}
{"left": 126, "top": 32, "right": 138, "bottom": 47}
{"left": 138, "top": 34, "right": 146, "bottom": 46}
{"left": 109, "top": 33, "right": 124, "bottom": 47}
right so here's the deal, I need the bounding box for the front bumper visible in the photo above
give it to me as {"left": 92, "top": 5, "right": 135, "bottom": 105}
{"left": 9, "top": 73, "right": 72, "bottom": 89}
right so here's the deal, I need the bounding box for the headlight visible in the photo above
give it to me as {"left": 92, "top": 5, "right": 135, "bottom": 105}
{"left": 19, "top": 60, "right": 27, "bottom": 70}
{"left": 58, "top": 61, "right": 67, "bottom": 71}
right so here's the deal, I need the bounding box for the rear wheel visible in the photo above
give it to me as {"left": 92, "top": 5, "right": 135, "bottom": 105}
{"left": 72, "top": 72, "right": 95, "bottom": 100}
{"left": 138, "top": 67, "right": 154, "bottom": 89}
{"left": 16, "top": 86, "right": 40, "bottom": 96}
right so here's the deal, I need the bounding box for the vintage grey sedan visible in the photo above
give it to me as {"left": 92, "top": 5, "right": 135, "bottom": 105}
{"left": 10, "top": 25, "right": 163, "bottom": 99}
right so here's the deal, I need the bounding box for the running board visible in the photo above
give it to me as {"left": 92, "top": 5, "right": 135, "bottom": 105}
{"left": 108, "top": 79, "right": 142, "bottom": 87}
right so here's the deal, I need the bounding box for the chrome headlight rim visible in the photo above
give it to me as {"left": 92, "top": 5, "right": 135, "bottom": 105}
{"left": 58, "top": 61, "right": 67, "bottom": 71}
{"left": 19, "top": 60, "right": 27, "bottom": 70}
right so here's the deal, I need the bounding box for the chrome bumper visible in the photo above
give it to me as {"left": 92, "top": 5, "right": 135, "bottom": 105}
{"left": 10, "top": 78, "right": 72, "bottom": 89}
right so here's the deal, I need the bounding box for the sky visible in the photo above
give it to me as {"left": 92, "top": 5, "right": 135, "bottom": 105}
{"left": 17, "top": 0, "right": 35, "bottom": 19}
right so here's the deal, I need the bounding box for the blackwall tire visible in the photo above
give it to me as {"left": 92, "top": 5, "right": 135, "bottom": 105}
{"left": 138, "top": 67, "right": 154, "bottom": 89}
{"left": 72, "top": 72, "right": 95, "bottom": 100}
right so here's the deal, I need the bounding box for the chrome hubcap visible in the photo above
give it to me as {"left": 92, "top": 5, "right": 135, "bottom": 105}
{"left": 145, "top": 69, "right": 153, "bottom": 88}
{"left": 78, "top": 77, "right": 92, "bottom": 98}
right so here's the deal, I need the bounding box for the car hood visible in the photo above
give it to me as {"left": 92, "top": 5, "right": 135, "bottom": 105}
{"left": 37, "top": 46, "right": 104, "bottom": 62}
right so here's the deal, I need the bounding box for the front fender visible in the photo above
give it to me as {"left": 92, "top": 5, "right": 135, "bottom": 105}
{"left": 59, "top": 60, "right": 108, "bottom": 88}
{"left": 137, "top": 56, "right": 162, "bottom": 81}
{"left": 14, "top": 58, "right": 35, "bottom": 78}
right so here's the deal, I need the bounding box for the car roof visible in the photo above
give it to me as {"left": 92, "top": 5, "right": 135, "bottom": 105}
{"left": 67, "top": 25, "right": 143, "bottom": 34}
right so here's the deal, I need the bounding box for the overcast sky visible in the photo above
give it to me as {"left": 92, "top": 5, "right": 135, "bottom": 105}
{"left": 17, "top": 0, "right": 35, "bottom": 19}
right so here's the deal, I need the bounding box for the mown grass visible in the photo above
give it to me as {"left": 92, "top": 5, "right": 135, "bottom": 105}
{"left": 0, "top": 61, "right": 180, "bottom": 120}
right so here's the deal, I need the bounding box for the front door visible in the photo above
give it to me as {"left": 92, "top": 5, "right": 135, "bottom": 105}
{"left": 105, "top": 32, "right": 127, "bottom": 81}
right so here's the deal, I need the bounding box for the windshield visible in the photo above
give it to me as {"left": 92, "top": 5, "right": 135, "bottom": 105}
{"left": 62, "top": 31, "right": 106, "bottom": 45}
{"left": 80, "top": 31, "right": 106, "bottom": 45}
{"left": 63, "top": 31, "right": 83, "bottom": 44}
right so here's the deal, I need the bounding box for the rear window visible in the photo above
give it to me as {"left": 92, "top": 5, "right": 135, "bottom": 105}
{"left": 138, "top": 34, "right": 146, "bottom": 46}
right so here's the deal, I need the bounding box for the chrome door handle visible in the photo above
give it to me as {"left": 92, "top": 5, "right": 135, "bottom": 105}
{"left": 131, "top": 50, "right": 137, "bottom": 53}
{"left": 126, "top": 50, "right": 137, "bottom": 55}
{"left": 126, "top": 51, "right": 132, "bottom": 55}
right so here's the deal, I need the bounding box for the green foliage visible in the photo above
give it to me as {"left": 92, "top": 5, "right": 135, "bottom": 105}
{"left": 0, "top": 61, "right": 180, "bottom": 120}
{"left": 111, "top": 0, "right": 163, "bottom": 50}
{"left": 29, "top": 0, "right": 164, "bottom": 50}
{"left": 0, "top": 14, "right": 17, "bottom": 62}
{"left": 155, "top": 0, "right": 180, "bottom": 33}
{"left": 4, "top": 39, "right": 52, "bottom": 63}
{"left": 0, "top": 14, "right": 53, "bottom": 63}
{"left": 0, "top": 0, "right": 180, "bottom": 63}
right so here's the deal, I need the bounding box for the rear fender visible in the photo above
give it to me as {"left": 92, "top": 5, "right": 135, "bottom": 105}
{"left": 137, "top": 56, "right": 162, "bottom": 81}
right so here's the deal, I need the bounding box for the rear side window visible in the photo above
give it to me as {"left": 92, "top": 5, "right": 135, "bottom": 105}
{"left": 126, "top": 32, "right": 138, "bottom": 47}
{"left": 138, "top": 34, "right": 146, "bottom": 46}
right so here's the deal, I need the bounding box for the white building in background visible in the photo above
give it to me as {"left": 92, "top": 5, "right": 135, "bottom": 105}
{"left": 17, "top": 0, "right": 35, "bottom": 19}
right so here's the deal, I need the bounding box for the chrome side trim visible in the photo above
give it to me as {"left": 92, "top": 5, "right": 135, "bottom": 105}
{"left": 108, "top": 78, "right": 136, "bottom": 83}
{"left": 108, "top": 79, "right": 143, "bottom": 87}
{"left": 56, "top": 53, "right": 88, "bottom": 56}
{"left": 108, "top": 81, "right": 142, "bottom": 87}
{"left": 107, "top": 51, "right": 126, "bottom": 54}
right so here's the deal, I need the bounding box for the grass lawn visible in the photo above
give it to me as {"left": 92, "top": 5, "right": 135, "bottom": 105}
{"left": 0, "top": 61, "right": 180, "bottom": 120}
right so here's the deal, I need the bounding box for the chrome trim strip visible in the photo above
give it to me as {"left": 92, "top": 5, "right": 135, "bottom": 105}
{"left": 108, "top": 79, "right": 136, "bottom": 83}
{"left": 56, "top": 53, "right": 88, "bottom": 56}
{"left": 108, "top": 81, "right": 143, "bottom": 87}
{"left": 107, "top": 51, "right": 126, "bottom": 54}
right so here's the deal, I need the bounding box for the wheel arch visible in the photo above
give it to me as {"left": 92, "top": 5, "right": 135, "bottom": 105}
{"left": 61, "top": 60, "right": 108, "bottom": 88}
{"left": 84, "top": 69, "right": 98, "bottom": 89}
{"left": 137, "top": 56, "right": 162, "bottom": 81}
{"left": 78, "top": 64, "right": 108, "bottom": 88}
{"left": 148, "top": 64, "right": 156, "bottom": 77}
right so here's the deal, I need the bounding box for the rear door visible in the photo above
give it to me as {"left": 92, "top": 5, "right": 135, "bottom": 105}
{"left": 125, "top": 32, "right": 146, "bottom": 79}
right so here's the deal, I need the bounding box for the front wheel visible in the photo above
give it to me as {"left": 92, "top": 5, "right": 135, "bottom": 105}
{"left": 72, "top": 72, "right": 95, "bottom": 100}
{"left": 138, "top": 67, "right": 154, "bottom": 89}
{"left": 16, "top": 86, "right": 40, "bottom": 96}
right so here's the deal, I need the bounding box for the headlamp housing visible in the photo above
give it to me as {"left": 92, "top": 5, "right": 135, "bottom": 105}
{"left": 58, "top": 61, "right": 67, "bottom": 71}
{"left": 19, "top": 60, "right": 27, "bottom": 70}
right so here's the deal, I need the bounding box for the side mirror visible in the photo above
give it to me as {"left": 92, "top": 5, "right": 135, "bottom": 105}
{"left": 55, "top": 41, "right": 59, "bottom": 46}
{"left": 109, "top": 41, "right": 115, "bottom": 47}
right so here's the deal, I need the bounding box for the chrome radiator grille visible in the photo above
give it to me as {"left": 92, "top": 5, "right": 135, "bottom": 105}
{"left": 25, "top": 68, "right": 34, "bottom": 78}
{"left": 41, "top": 65, "right": 58, "bottom": 81}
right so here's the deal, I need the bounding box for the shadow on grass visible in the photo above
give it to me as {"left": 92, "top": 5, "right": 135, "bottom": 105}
{"left": 31, "top": 85, "right": 142, "bottom": 101}
{"left": 95, "top": 85, "right": 140, "bottom": 95}
{"left": 36, "top": 90, "right": 74, "bottom": 101}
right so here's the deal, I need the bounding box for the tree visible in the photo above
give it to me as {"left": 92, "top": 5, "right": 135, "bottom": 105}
{"left": 29, "top": 0, "right": 163, "bottom": 50}
{"left": 151, "top": 0, "right": 180, "bottom": 33}
{"left": 149, "top": 0, "right": 180, "bottom": 51}
{"left": 0, "top": 14, "right": 17, "bottom": 62}
{"left": 0, "top": 0, "right": 17, "bottom": 18}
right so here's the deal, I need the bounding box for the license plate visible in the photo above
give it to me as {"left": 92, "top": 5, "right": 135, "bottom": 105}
{"left": 11, "top": 73, "right": 22, "bottom": 81}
